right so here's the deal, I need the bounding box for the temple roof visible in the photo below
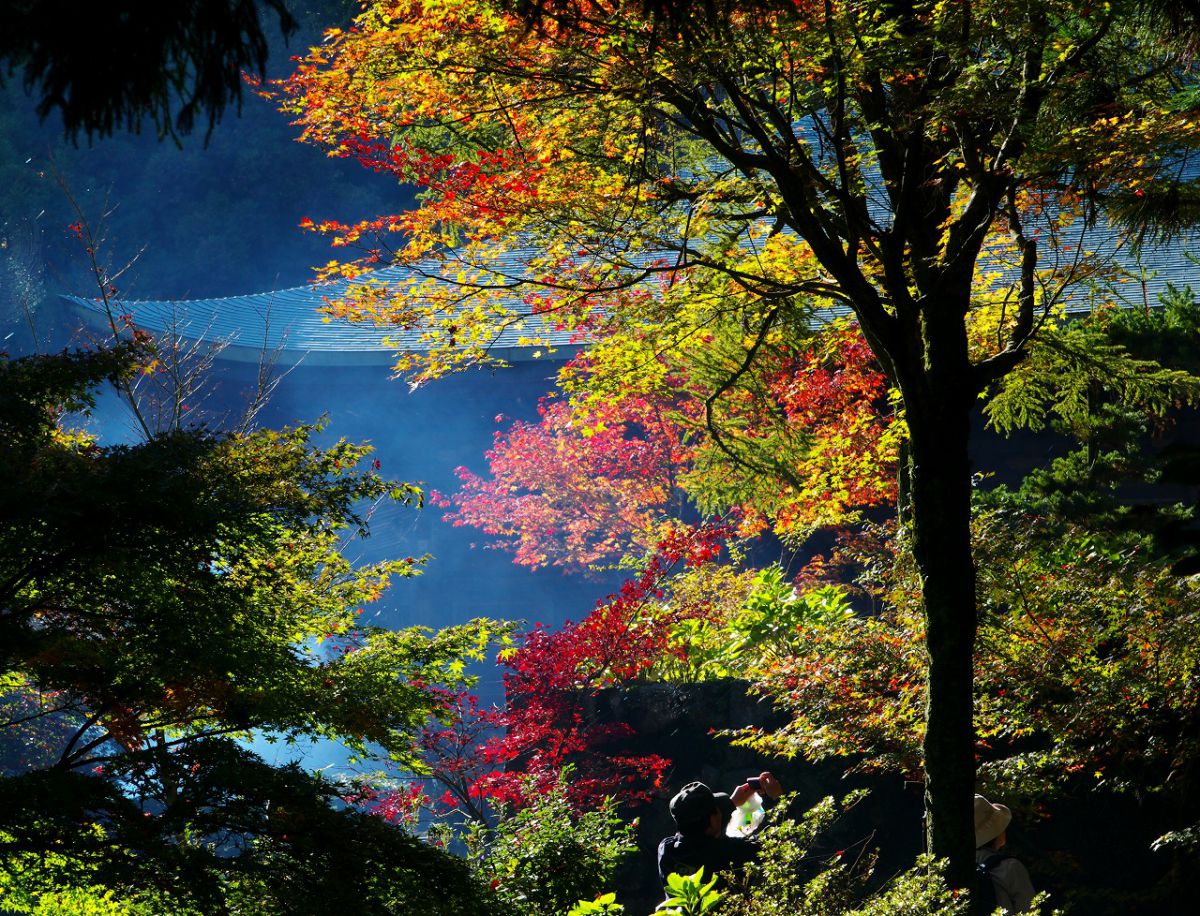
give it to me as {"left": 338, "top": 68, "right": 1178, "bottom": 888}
{"left": 61, "top": 264, "right": 581, "bottom": 367}
{"left": 61, "top": 235, "right": 1199, "bottom": 367}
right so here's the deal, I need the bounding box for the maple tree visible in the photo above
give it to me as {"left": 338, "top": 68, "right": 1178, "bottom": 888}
{"left": 444, "top": 319, "right": 897, "bottom": 571}
{"left": 441, "top": 379, "right": 690, "bottom": 570}
{"left": 277, "top": 0, "right": 1200, "bottom": 877}
{"left": 364, "top": 523, "right": 733, "bottom": 833}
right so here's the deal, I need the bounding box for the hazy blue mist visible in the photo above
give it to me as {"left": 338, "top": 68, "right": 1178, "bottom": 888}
{"left": 1, "top": 0, "right": 626, "bottom": 769}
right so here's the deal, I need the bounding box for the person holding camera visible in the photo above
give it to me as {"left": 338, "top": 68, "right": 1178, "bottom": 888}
{"left": 656, "top": 771, "right": 783, "bottom": 891}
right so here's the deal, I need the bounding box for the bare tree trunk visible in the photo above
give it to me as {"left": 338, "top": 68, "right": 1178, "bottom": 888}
{"left": 905, "top": 382, "right": 978, "bottom": 885}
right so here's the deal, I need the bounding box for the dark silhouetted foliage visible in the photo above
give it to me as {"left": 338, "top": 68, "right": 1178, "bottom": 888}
{"left": 0, "top": 0, "right": 297, "bottom": 141}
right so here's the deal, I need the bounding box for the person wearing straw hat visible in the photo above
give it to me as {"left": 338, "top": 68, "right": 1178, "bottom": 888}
{"left": 975, "top": 794, "right": 1036, "bottom": 913}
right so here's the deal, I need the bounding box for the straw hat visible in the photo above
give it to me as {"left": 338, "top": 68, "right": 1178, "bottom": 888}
{"left": 974, "top": 794, "right": 1013, "bottom": 848}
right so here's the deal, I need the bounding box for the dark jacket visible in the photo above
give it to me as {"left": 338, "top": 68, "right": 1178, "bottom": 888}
{"left": 657, "top": 831, "right": 757, "bottom": 888}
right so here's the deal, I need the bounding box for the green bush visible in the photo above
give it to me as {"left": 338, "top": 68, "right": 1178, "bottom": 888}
{"left": 465, "top": 773, "right": 635, "bottom": 916}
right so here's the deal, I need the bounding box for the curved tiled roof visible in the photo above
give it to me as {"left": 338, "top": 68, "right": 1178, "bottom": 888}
{"left": 61, "top": 264, "right": 581, "bottom": 367}
{"left": 61, "top": 230, "right": 1199, "bottom": 366}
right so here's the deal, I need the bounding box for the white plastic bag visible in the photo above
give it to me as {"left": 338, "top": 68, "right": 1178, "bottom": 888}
{"left": 725, "top": 792, "right": 765, "bottom": 837}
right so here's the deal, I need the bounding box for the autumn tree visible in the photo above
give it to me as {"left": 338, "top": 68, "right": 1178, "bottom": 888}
{"left": 360, "top": 525, "right": 733, "bottom": 834}
{"left": 277, "top": 0, "right": 1200, "bottom": 877}
{"left": 442, "top": 379, "right": 690, "bottom": 570}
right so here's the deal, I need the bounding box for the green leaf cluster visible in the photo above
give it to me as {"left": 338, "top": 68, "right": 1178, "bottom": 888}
{"left": 985, "top": 285, "right": 1200, "bottom": 571}
{"left": 567, "top": 892, "right": 625, "bottom": 916}
{"left": 464, "top": 772, "right": 636, "bottom": 916}
{"left": 985, "top": 319, "right": 1200, "bottom": 440}
{"left": 644, "top": 565, "right": 855, "bottom": 684}
{"left": 661, "top": 867, "right": 723, "bottom": 916}
{"left": 0, "top": 346, "right": 508, "bottom": 913}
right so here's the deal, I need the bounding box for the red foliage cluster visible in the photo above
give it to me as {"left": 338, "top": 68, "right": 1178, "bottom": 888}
{"left": 478, "top": 624, "right": 671, "bottom": 808}
{"left": 478, "top": 522, "right": 734, "bottom": 806}
{"left": 304, "top": 132, "right": 546, "bottom": 241}
{"left": 365, "top": 523, "right": 734, "bottom": 820}
{"left": 563, "top": 520, "right": 734, "bottom": 684}
{"left": 352, "top": 781, "right": 430, "bottom": 829}
{"left": 500, "top": 521, "right": 732, "bottom": 795}
{"left": 761, "top": 325, "right": 897, "bottom": 526}
{"left": 440, "top": 387, "right": 690, "bottom": 570}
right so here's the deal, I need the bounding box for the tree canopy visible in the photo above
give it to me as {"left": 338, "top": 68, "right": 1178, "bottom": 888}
{"left": 0, "top": 344, "right": 506, "bottom": 913}
{"left": 275, "top": 0, "right": 1200, "bottom": 877}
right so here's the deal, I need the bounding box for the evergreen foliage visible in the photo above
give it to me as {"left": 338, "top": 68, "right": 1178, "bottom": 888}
{"left": 0, "top": 345, "right": 505, "bottom": 913}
